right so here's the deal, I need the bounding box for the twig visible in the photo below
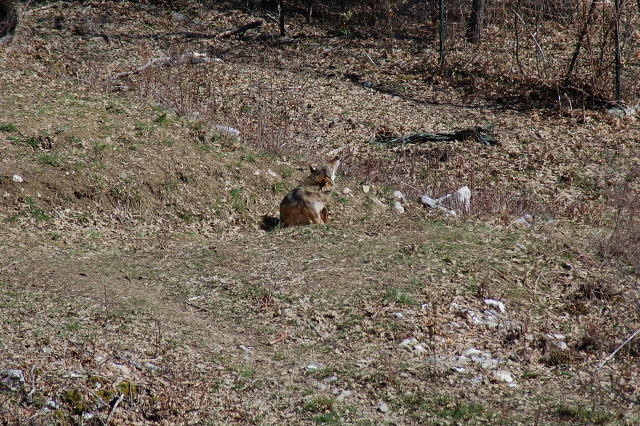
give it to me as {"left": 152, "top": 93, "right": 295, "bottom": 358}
{"left": 595, "top": 328, "right": 640, "bottom": 372}
{"left": 106, "top": 394, "right": 124, "bottom": 424}
{"left": 0, "top": 259, "right": 24, "bottom": 272}
{"left": 25, "top": 1, "right": 58, "bottom": 14}
{"left": 361, "top": 48, "right": 377, "bottom": 66}
{"left": 26, "top": 365, "right": 36, "bottom": 399}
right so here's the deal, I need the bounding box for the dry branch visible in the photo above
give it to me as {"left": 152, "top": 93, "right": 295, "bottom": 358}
{"left": 111, "top": 52, "right": 219, "bottom": 80}
{"left": 152, "top": 20, "right": 262, "bottom": 40}
{"left": 373, "top": 127, "right": 498, "bottom": 146}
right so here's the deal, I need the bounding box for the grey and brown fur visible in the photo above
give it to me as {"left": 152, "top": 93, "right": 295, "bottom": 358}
{"left": 280, "top": 157, "right": 340, "bottom": 227}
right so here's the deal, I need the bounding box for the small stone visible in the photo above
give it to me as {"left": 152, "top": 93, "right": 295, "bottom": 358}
{"left": 342, "top": 187, "right": 351, "bottom": 194}
{"left": 43, "top": 399, "right": 59, "bottom": 412}
{"left": 304, "top": 362, "right": 323, "bottom": 372}
{"left": 336, "top": 389, "right": 351, "bottom": 401}
{"left": 362, "top": 185, "right": 370, "bottom": 194}
{"left": 607, "top": 105, "right": 637, "bottom": 117}
{"left": 144, "top": 362, "right": 161, "bottom": 373}
{"left": 392, "top": 200, "right": 405, "bottom": 214}
{"left": 393, "top": 190, "right": 405, "bottom": 201}
{"left": 484, "top": 299, "right": 506, "bottom": 313}
{"left": 493, "top": 370, "right": 515, "bottom": 384}
{"left": 378, "top": 402, "right": 389, "bottom": 413}
{"left": 419, "top": 195, "right": 437, "bottom": 208}
{"left": 238, "top": 345, "right": 253, "bottom": 353}
{"left": 11, "top": 175, "right": 23, "bottom": 183}
{"left": 170, "top": 11, "right": 188, "bottom": 22}
{"left": 412, "top": 344, "right": 427, "bottom": 355}
{"left": 392, "top": 312, "right": 404, "bottom": 319}
{"left": 0, "top": 369, "right": 25, "bottom": 392}
{"left": 399, "top": 337, "right": 418, "bottom": 347}
{"left": 369, "top": 196, "right": 387, "bottom": 209}
{"left": 215, "top": 125, "right": 240, "bottom": 138}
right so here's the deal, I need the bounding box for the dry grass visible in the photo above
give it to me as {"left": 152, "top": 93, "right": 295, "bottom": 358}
{"left": 0, "top": 1, "right": 639, "bottom": 424}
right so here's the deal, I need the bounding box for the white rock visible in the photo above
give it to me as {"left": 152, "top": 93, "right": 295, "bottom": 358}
{"left": 362, "top": 185, "right": 370, "bottom": 194}
{"left": 43, "top": 399, "right": 59, "bottom": 412}
{"left": 378, "top": 402, "right": 389, "bottom": 413}
{"left": 419, "top": 195, "right": 437, "bottom": 208}
{"left": 484, "top": 299, "right": 506, "bottom": 313}
{"left": 392, "top": 200, "right": 405, "bottom": 214}
{"left": 393, "top": 190, "right": 405, "bottom": 201}
{"left": 400, "top": 338, "right": 418, "bottom": 347}
{"left": 514, "top": 213, "right": 533, "bottom": 227}
{"left": 304, "top": 362, "right": 323, "bottom": 372}
{"left": 342, "top": 187, "right": 351, "bottom": 194}
{"left": 412, "top": 344, "right": 427, "bottom": 355}
{"left": 369, "top": 196, "right": 387, "bottom": 209}
{"left": 437, "top": 186, "right": 471, "bottom": 213}
{"left": 392, "top": 312, "right": 404, "bottom": 319}
{"left": 545, "top": 334, "right": 568, "bottom": 351}
{"left": 144, "top": 362, "right": 161, "bottom": 373}
{"left": 493, "top": 370, "right": 515, "bottom": 384}
{"left": 215, "top": 125, "right": 240, "bottom": 138}
{"left": 238, "top": 345, "right": 253, "bottom": 353}
{"left": 267, "top": 169, "right": 278, "bottom": 178}
{"left": 461, "top": 348, "right": 483, "bottom": 358}
{"left": 336, "top": 389, "right": 351, "bottom": 401}
{"left": 607, "top": 105, "right": 637, "bottom": 117}
{"left": 0, "top": 369, "right": 24, "bottom": 392}
{"left": 11, "top": 175, "right": 23, "bottom": 183}
{"left": 450, "top": 366, "right": 465, "bottom": 373}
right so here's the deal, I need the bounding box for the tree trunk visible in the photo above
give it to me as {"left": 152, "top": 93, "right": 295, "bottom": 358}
{"left": 614, "top": 0, "right": 622, "bottom": 103}
{"left": 565, "top": 0, "right": 597, "bottom": 81}
{"left": 278, "top": 0, "right": 285, "bottom": 37}
{"left": 430, "top": 0, "right": 438, "bottom": 26}
{"left": 438, "top": 0, "right": 446, "bottom": 66}
{"left": 466, "top": 0, "right": 484, "bottom": 43}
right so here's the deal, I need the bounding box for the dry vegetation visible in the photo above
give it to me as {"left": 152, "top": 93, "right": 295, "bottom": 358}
{"left": 1, "top": 0, "right": 640, "bottom": 424}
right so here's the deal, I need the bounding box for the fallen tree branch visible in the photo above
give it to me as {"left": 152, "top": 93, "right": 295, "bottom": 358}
{"left": 595, "top": 327, "right": 640, "bottom": 372}
{"left": 111, "top": 52, "right": 220, "bottom": 80}
{"left": 152, "top": 20, "right": 262, "bottom": 40}
{"left": 372, "top": 126, "right": 498, "bottom": 146}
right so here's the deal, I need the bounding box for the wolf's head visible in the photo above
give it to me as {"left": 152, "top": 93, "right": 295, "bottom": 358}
{"left": 309, "top": 156, "right": 340, "bottom": 181}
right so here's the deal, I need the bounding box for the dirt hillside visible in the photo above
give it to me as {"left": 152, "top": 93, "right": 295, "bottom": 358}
{"left": 1, "top": 1, "right": 639, "bottom": 424}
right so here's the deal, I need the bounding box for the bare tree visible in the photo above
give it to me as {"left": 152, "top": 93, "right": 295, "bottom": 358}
{"left": 439, "top": 0, "right": 446, "bottom": 66}
{"left": 614, "top": 0, "right": 622, "bottom": 103}
{"left": 278, "top": 0, "right": 285, "bottom": 37}
{"left": 466, "top": 0, "right": 484, "bottom": 43}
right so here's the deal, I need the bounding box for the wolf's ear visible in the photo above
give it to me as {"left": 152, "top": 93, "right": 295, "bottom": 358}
{"left": 309, "top": 165, "right": 317, "bottom": 173}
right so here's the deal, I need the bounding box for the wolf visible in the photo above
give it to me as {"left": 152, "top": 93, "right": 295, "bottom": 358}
{"left": 279, "top": 157, "right": 340, "bottom": 227}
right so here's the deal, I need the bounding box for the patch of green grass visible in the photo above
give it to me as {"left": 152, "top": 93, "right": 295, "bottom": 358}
{"left": 63, "top": 320, "right": 81, "bottom": 332}
{"left": 398, "top": 392, "right": 488, "bottom": 422}
{"left": 238, "top": 368, "right": 254, "bottom": 379}
{"left": 23, "top": 196, "right": 51, "bottom": 221}
{"left": 281, "top": 165, "right": 294, "bottom": 178}
{"left": 383, "top": 288, "right": 418, "bottom": 306}
{"left": 9, "top": 135, "right": 39, "bottom": 148}
{"left": 37, "top": 153, "right": 62, "bottom": 167}
{"left": 153, "top": 112, "right": 168, "bottom": 123}
{"left": 0, "top": 123, "right": 17, "bottom": 132}
{"left": 240, "top": 153, "right": 256, "bottom": 163}
{"left": 303, "top": 396, "right": 335, "bottom": 414}
{"left": 229, "top": 188, "right": 247, "bottom": 213}
{"left": 313, "top": 410, "right": 341, "bottom": 424}
{"left": 554, "top": 404, "right": 614, "bottom": 424}
{"left": 332, "top": 192, "right": 348, "bottom": 204}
